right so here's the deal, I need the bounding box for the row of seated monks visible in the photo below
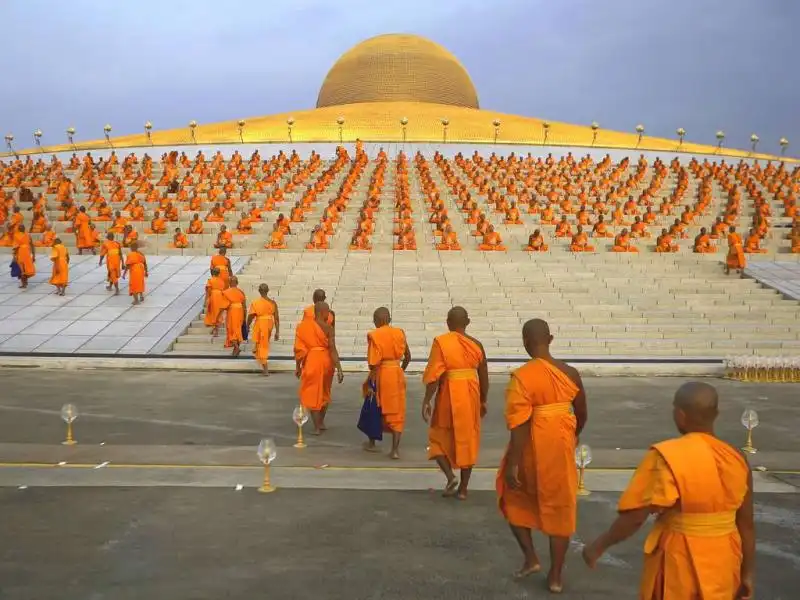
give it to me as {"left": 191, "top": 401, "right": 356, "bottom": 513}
{"left": 1, "top": 148, "right": 799, "bottom": 256}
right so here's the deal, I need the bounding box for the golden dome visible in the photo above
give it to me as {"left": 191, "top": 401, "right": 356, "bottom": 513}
{"left": 316, "top": 33, "right": 479, "bottom": 110}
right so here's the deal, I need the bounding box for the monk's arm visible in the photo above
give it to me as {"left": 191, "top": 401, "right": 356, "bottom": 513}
{"left": 272, "top": 301, "right": 280, "bottom": 339}
{"left": 588, "top": 507, "right": 651, "bottom": 554}
{"left": 737, "top": 468, "right": 755, "bottom": 586}
{"left": 246, "top": 312, "right": 255, "bottom": 329}
{"left": 477, "top": 352, "right": 489, "bottom": 407}
{"left": 401, "top": 343, "right": 411, "bottom": 371}
{"left": 507, "top": 419, "right": 531, "bottom": 467}
{"left": 572, "top": 371, "right": 588, "bottom": 436}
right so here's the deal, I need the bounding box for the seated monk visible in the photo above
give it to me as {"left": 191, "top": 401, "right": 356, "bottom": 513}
{"left": 540, "top": 204, "right": 556, "bottom": 224}
{"left": 130, "top": 202, "right": 145, "bottom": 221}
{"left": 237, "top": 212, "right": 253, "bottom": 234}
{"left": 290, "top": 202, "right": 305, "bottom": 222}
{"left": 670, "top": 218, "right": 688, "bottom": 239}
{"left": 693, "top": 227, "right": 716, "bottom": 253}
{"left": 643, "top": 207, "right": 657, "bottom": 225}
{"left": 214, "top": 225, "right": 233, "bottom": 249}
{"left": 554, "top": 216, "right": 572, "bottom": 238}
{"left": 275, "top": 213, "right": 292, "bottom": 235}
{"left": 188, "top": 214, "right": 204, "bottom": 234}
{"left": 122, "top": 225, "right": 138, "bottom": 248}
{"left": 710, "top": 217, "right": 727, "bottom": 239}
{"left": 95, "top": 202, "right": 113, "bottom": 221}
{"left": 205, "top": 203, "right": 225, "bottom": 222}
{"left": 164, "top": 202, "right": 179, "bottom": 221}
{"left": 525, "top": 229, "right": 548, "bottom": 252}
{"left": 306, "top": 225, "right": 329, "bottom": 250}
{"left": 436, "top": 225, "right": 461, "bottom": 251}
{"left": 60, "top": 204, "right": 78, "bottom": 222}
{"left": 172, "top": 228, "right": 189, "bottom": 249}
{"left": 612, "top": 228, "right": 639, "bottom": 252}
{"left": 504, "top": 202, "right": 522, "bottom": 224}
{"left": 109, "top": 211, "right": 128, "bottom": 233}
{"left": 248, "top": 203, "right": 263, "bottom": 221}
{"left": 592, "top": 215, "right": 614, "bottom": 238}
{"left": 30, "top": 213, "right": 48, "bottom": 233}
{"left": 266, "top": 222, "right": 288, "bottom": 249}
{"left": 576, "top": 206, "right": 590, "bottom": 226}
{"left": 656, "top": 229, "right": 679, "bottom": 253}
{"left": 34, "top": 225, "right": 56, "bottom": 247}
{"left": 147, "top": 210, "right": 168, "bottom": 234}
{"left": 472, "top": 215, "right": 490, "bottom": 237}
{"left": 394, "top": 225, "right": 417, "bottom": 251}
{"left": 791, "top": 228, "right": 800, "bottom": 253}
{"left": 478, "top": 225, "right": 507, "bottom": 251}
{"left": 349, "top": 231, "right": 372, "bottom": 251}
{"left": 744, "top": 228, "right": 768, "bottom": 254}
{"left": 630, "top": 216, "right": 650, "bottom": 238}
{"left": 570, "top": 225, "right": 595, "bottom": 252}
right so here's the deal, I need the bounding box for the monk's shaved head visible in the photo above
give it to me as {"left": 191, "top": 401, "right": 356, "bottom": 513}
{"left": 672, "top": 382, "right": 719, "bottom": 434}
{"left": 313, "top": 289, "right": 326, "bottom": 302}
{"left": 373, "top": 306, "right": 391, "bottom": 327}
{"left": 446, "top": 306, "right": 470, "bottom": 331}
{"left": 258, "top": 283, "right": 269, "bottom": 296}
{"left": 229, "top": 276, "right": 238, "bottom": 287}
{"left": 522, "top": 318, "right": 554, "bottom": 358}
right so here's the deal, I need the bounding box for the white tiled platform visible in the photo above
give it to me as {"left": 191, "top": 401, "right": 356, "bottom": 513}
{"left": 746, "top": 262, "right": 800, "bottom": 301}
{"left": 0, "top": 255, "right": 247, "bottom": 354}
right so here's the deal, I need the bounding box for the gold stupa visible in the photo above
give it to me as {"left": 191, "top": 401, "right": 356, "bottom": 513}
{"left": 5, "top": 33, "right": 794, "bottom": 161}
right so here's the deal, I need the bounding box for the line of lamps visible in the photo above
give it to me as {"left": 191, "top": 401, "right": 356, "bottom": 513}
{"left": 3, "top": 121, "right": 792, "bottom": 156}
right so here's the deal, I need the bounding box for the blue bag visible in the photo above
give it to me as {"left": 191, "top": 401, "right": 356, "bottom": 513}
{"left": 241, "top": 321, "right": 249, "bottom": 341}
{"left": 357, "top": 378, "right": 383, "bottom": 441}
{"left": 10, "top": 260, "right": 21, "bottom": 279}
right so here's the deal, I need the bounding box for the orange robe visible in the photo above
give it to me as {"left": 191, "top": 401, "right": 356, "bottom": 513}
{"left": 303, "top": 305, "right": 334, "bottom": 325}
{"left": 726, "top": 233, "right": 746, "bottom": 269}
{"left": 496, "top": 359, "right": 579, "bottom": 537}
{"left": 173, "top": 233, "right": 189, "bottom": 248}
{"left": 365, "top": 326, "right": 408, "bottom": 433}
{"left": 570, "top": 232, "right": 595, "bottom": 252}
{"left": 210, "top": 255, "right": 230, "bottom": 286}
{"left": 216, "top": 231, "right": 233, "bottom": 248}
{"left": 220, "top": 287, "right": 246, "bottom": 347}
{"left": 620, "top": 433, "right": 748, "bottom": 599}
{"left": 74, "top": 212, "right": 93, "bottom": 249}
{"left": 49, "top": 243, "right": 69, "bottom": 286}
{"left": 100, "top": 240, "right": 122, "bottom": 284}
{"left": 34, "top": 230, "right": 56, "bottom": 247}
{"left": 294, "top": 318, "right": 334, "bottom": 412}
{"left": 694, "top": 234, "right": 715, "bottom": 253}
{"left": 744, "top": 234, "right": 767, "bottom": 254}
{"left": 12, "top": 232, "right": 36, "bottom": 277}
{"left": 204, "top": 276, "right": 226, "bottom": 327}
{"left": 125, "top": 251, "right": 147, "bottom": 295}
{"left": 188, "top": 219, "right": 204, "bottom": 234}
{"left": 423, "top": 332, "right": 483, "bottom": 469}
{"left": 109, "top": 217, "right": 128, "bottom": 233}
{"left": 248, "top": 297, "right": 276, "bottom": 366}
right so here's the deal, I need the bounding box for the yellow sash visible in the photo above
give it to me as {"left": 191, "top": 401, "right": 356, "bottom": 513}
{"left": 229, "top": 303, "right": 243, "bottom": 308}
{"left": 533, "top": 402, "right": 573, "bottom": 416}
{"left": 446, "top": 368, "right": 477, "bottom": 381}
{"left": 645, "top": 511, "right": 737, "bottom": 554}
{"left": 381, "top": 360, "right": 401, "bottom": 368}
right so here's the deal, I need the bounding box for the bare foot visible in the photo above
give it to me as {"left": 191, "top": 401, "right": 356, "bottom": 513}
{"left": 262, "top": 370, "right": 270, "bottom": 377}
{"left": 319, "top": 424, "right": 327, "bottom": 431}
{"left": 389, "top": 450, "right": 400, "bottom": 460}
{"left": 547, "top": 571, "right": 563, "bottom": 594}
{"left": 362, "top": 441, "right": 381, "bottom": 453}
{"left": 232, "top": 346, "right": 241, "bottom": 357}
{"left": 513, "top": 561, "right": 542, "bottom": 580}
{"left": 311, "top": 430, "right": 321, "bottom": 436}
{"left": 442, "top": 478, "right": 459, "bottom": 498}
{"left": 105, "top": 285, "right": 112, "bottom": 291}
{"left": 456, "top": 490, "right": 468, "bottom": 501}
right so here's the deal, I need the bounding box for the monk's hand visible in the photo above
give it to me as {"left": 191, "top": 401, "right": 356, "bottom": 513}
{"left": 503, "top": 461, "right": 521, "bottom": 490}
{"left": 336, "top": 368, "right": 344, "bottom": 384}
{"left": 421, "top": 400, "right": 432, "bottom": 423}
{"left": 294, "top": 366, "right": 302, "bottom": 379}
{"left": 480, "top": 402, "right": 487, "bottom": 418}
{"left": 737, "top": 573, "right": 754, "bottom": 600}
{"left": 581, "top": 539, "right": 603, "bottom": 569}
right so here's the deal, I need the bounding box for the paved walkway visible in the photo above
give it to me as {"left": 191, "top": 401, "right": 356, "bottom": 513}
{"left": 0, "top": 255, "right": 246, "bottom": 354}
{"left": 746, "top": 260, "right": 800, "bottom": 301}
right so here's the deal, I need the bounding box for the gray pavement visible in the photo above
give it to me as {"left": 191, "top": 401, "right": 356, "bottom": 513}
{"left": 0, "top": 370, "right": 797, "bottom": 468}
{"left": 0, "top": 488, "right": 798, "bottom": 600}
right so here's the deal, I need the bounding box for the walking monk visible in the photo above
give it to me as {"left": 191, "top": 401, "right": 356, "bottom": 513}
{"left": 725, "top": 226, "right": 746, "bottom": 277}
{"left": 497, "top": 318, "right": 588, "bottom": 593}
{"left": 294, "top": 302, "right": 344, "bottom": 435}
{"left": 12, "top": 225, "right": 36, "bottom": 289}
{"left": 99, "top": 232, "right": 123, "bottom": 294}
{"left": 246, "top": 283, "right": 279, "bottom": 376}
{"left": 49, "top": 238, "right": 69, "bottom": 296}
{"left": 220, "top": 276, "right": 246, "bottom": 356}
{"left": 210, "top": 247, "right": 232, "bottom": 287}
{"left": 362, "top": 307, "right": 411, "bottom": 459}
{"left": 583, "top": 382, "right": 754, "bottom": 600}
{"left": 422, "top": 306, "right": 488, "bottom": 500}
{"left": 123, "top": 241, "right": 148, "bottom": 305}
{"left": 204, "top": 267, "right": 227, "bottom": 337}
{"left": 303, "top": 289, "right": 335, "bottom": 326}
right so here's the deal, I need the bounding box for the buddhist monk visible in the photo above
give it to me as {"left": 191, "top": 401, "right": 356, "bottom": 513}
{"left": 555, "top": 216, "right": 572, "bottom": 238}
{"left": 612, "top": 228, "right": 638, "bottom": 252}
{"left": 74, "top": 206, "right": 94, "bottom": 255}
{"left": 12, "top": 225, "right": 36, "bottom": 288}
{"left": 109, "top": 211, "right": 128, "bottom": 233}
{"left": 655, "top": 229, "right": 678, "bottom": 253}
{"left": 582, "top": 382, "right": 754, "bottom": 600}
{"left": 214, "top": 224, "right": 233, "bottom": 249}
{"left": 294, "top": 301, "right": 345, "bottom": 435}
{"left": 592, "top": 215, "right": 613, "bottom": 238}
{"left": 725, "top": 226, "right": 746, "bottom": 276}
{"left": 48, "top": 238, "right": 69, "bottom": 296}
{"left": 204, "top": 267, "right": 227, "bottom": 336}
{"left": 246, "top": 283, "right": 280, "bottom": 376}
{"left": 479, "top": 225, "right": 507, "bottom": 251}
{"left": 266, "top": 222, "right": 287, "bottom": 249}
{"left": 99, "top": 232, "right": 123, "bottom": 294}
{"left": 569, "top": 225, "right": 595, "bottom": 252}
{"left": 148, "top": 210, "right": 167, "bottom": 234}
{"left": 306, "top": 225, "right": 329, "bottom": 250}
{"left": 123, "top": 241, "right": 148, "bottom": 305}
{"left": 422, "top": 306, "right": 488, "bottom": 500}
{"left": 362, "top": 307, "right": 411, "bottom": 459}
{"left": 172, "top": 228, "right": 189, "bottom": 249}
{"left": 744, "top": 228, "right": 767, "bottom": 254}
{"left": 303, "top": 289, "right": 335, "bottom": 326}
{"left": 525, "top": 229, "right": 548, "bottom": 252}
{"left": 210, "top": 247, "right": 232, "bottom": 286}
{"left": 34, "top": 225, "right": 56, "bottom": 248}
{"left": 497, "top": 319, "right": 588, "bottom": 592}
{"left": 188, "top": 214, "right": 204, "bottom": 234}
{"left": 219, "top": 276, "right": 247, "bottom": 356}
{"left": 693, "top": 227, "right": 715, "bottom": 253}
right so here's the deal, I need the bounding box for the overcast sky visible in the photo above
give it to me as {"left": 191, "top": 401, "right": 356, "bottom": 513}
{"left": 1, "top": 0, "right": 797, "bottom": 154}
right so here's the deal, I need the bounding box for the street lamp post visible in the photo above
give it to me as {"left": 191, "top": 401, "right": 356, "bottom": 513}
{"left": 542, "top": 121, "right": 550, "bottom": 145}
{"left": 779, "top": 137, "right": 789, "bottom": 156}
{"left": 103, "top": 124, "right": 113, "bottom": 148}
{"left": 336, "top": 116, "right": 345, "bottom": 144}
{"left": 33, "top": 129, "right": 43, "bottom": 152}
{"left": 441, "top": 118, "right": 449, "bottom": 143}
{"left": 492, "top": 119, "right": 501, "bottom": 144}
{"left": 4, "top": 133, "right": 17, "bottom": 158}
{"left": 66, "top": 127, "right": 76, "bottom": 150}
{"left": 287, "top": 117, "right": 295, "bottom": 143}
{"left": 716, "top": 130, "right": 725, "bottom": 152}
{"left": 144, "top": 121, "right": 153, "bottom": 145}
{"left": 676, "top": 127, "right": 686, "bottom": 148}
{"left": 237, "top": 119, "right": 246, "bottom": 143}
{"left": 591, "top": 122, "right": 600, "bottom": 146}
{"left": 400, "top": 117, "right": 408, "bottom": 143}
{"left": 635, "top": 124, "right": 645, "bottom": 147}
{"left": 750, "top": 134, "right": 759, "bottom": 154}
{"left": 189, "top": 120, "right": 198, "bottom": 144}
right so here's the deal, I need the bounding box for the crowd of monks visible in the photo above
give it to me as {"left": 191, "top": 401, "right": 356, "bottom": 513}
{"left": 287, "top": 298, "right": 755, "bottom": 598}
